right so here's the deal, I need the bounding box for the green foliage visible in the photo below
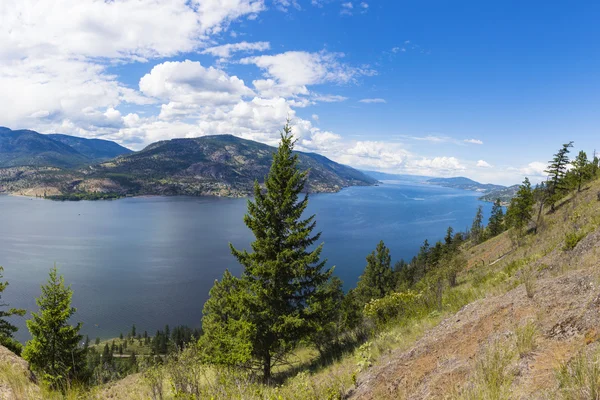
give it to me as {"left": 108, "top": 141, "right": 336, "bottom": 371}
{"left": 563, "top": 230, "right": 587, "bottom": 251}
{"left": 46, "top": 192, "right": 121, "bottom": 201}
{"left": 545, "top": 141, "right": 574, "bottom": 211}
{"left": 354, "top": 240, "right": 395, "bottom": 305}
{"left": 572, "top": 150, "right": 591, "bottom": 192}
{"left": 363, "top": 290, "right": 423, "bottom": 327}
{"left": 506, "top": 177, "right": 535, "bottom": 239}
{"left": 471, "top": 206, "right": 484, "bottom": 244}
{"left": 22, "top": 266, "right": 86, "bottom": 389}
{"left": 0, "top": 266, "right": 26, "bottom": 355}
{"left": 202, "top": 123, "right": 338, "bottom": 380}
{"left": 487, "top": 199, "right": 505, "bottom": 238}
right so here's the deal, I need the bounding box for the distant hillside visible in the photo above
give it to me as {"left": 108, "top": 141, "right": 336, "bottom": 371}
{"left": 426, "top": 176, "right": 505, "bottom": 193}
{"left": 0, "top": 127, "right": 131, "bottom": 167}
{"left": 479, "top": 184, "right": 520, "bottom": 205}
{"left": 361, "top": 170, "right": 431, "bottom": 183}
{"left": 0, "top": 134, "right": 376, "bottom": 198}
{"left": 47, "top": 133, "right": 132, "bottom": 161}
{"left": 0, "top": 127, "right": 90, "bottom": 168}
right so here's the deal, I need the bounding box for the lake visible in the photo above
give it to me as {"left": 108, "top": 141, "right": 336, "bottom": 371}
{"left": 0, "top": 181, "right": 492, "bottom": 343}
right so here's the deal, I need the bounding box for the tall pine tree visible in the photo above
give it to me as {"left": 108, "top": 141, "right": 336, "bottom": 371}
{"left": 506, "top": 177, "right": 534, "bottom": 236}
{"left": 355, "top": 240, "right": 394, "bottom": 305}
{"left": 22, "top": 266, "right": 85, "bottom": 389}
{"left": 545, "top": 141, "right": 573, "bottom": 211}
{"left": 203, "top": 122, "right": 336, "bottom": 381}
{"left": 487, "top": 199, "right": 505, "bottom": 237}
{"left": 470, "top": 206, "right": 484, "bottom": 244}
{"left": 572, "top": 150, "right": 590, "bottom": 192}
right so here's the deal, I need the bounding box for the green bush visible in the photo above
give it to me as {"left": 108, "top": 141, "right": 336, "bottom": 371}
{"left": 563, "top": 231, "right": 587, "bottom": 251}
{"left": 363, "top": 290, "right": 423, "bottom": 327}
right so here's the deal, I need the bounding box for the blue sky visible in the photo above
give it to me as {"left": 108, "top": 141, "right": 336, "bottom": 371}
{"left": 2, "top": 0, "right": 599, "bottom": 185}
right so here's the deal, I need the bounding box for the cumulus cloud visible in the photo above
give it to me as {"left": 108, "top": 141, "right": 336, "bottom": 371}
{"left": 139, "top": 60, "right": 253, "bottom": 106}
{"left": 359, "top": 98, "right": 386, "bottom": 104}
{"left": 201, "top": 41, "right": 270, "bottom": 59}
{"left": 520, "top": 161, "right": 547, "bottom": 177}
{"left": 2, "top": 0, "right": 265, "bottom": 61}
{"left": 0, "top": 0, "right": 269, "bottom": 139}
{"left": 240, "top": 50, "right": 375, "bottom": 97}
{"left": 476, "top": 160, "right": 492, "bottom": 168}
{"left": 464, "top": 138, "right": 483, "bottom": 145}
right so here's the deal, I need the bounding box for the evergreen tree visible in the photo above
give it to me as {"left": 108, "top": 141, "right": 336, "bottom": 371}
{"left": 200, "top": 270, "right": 253, "bottom": 367}
{"left": 306, "top": 276, "right": 345, "bottom": 358}
{"left": 506, "top": 178, "right": 535, "bottom": 236}
{"left": 444, "top": 226, "right": 454, "bottom": 246}
{"left": 572, "top": 150, "right": 590, "bottom": 192}
{"left": 95, "top": 337, "right": 100, "bottom": 345}
{"left": 0, "top": 266, "right": 26, "bottom": 355}
{"left": 471, "top": 206, "right": 484, "bottom": 244}
{"left": 487, "top": 199, "right": 505, "bottom": 237}
{"left": 355, "top": 240, "right": 394, "bottom": 304}
{"left": 202, "top": 123, "right": 336, "bottom": 381}
{"left": 545, "top": 141, "right": 574, "bottom": 211}
{"left": 22, "top": 267, "right": 85, "bottom": 388}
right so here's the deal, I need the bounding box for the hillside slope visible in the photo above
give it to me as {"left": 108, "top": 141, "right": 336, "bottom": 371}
{"left": 47, "top": 134, "right": 132, "bottom": 161}
{"left": 427, "top": 177, "right": 505, "bottom": 193}
{"left": 349, "top": 179, "right": 600, "bottom": 399}
{"left": 0, "top": 127, "right": 90, "bottom": 168}
{"left": 0, "top": 134, "right": 376, "bottom": 198}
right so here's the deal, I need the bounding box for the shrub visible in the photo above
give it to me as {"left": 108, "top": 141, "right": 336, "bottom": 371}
{"left": 363, "top": 290, "right": 423, "bottom": 327}
{"left": 563, "top": 231, "right": 587, "bottom": 251}
{"left": 522, "top": 266, "right": 536, "bottom": 299}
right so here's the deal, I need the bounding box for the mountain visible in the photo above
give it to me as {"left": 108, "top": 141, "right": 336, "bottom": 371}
{"left": 0, "top": 134, "right": 376, "bottom": 198}
{"left": 47, "top": 133, "right": 132, "bottom": 161}
{"left": 361, "top": 170, "right": 432, "bottom": 183}
{"left": 426, "top": 176, "right": 505, "bottom": 193}
{"left": 0, "top": 127, "right": 131, "bottom": 167}
{"left": 478, "top": 184, "right": 520, "bottom": 205}
{"left": 0, "top": 127, "right": 90, "bottom": 168}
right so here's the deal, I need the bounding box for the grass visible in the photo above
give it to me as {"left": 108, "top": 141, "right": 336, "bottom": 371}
{"left": 556, "top": 348, "right": 600, "bottom": 400}
{"left": 457, "top": 339, "right": 516, "bottom": 400}
{"left": 515, "top": 320, "right": 538, "bottom": 357}
{"left": 90, "top": 336, "right": 153, "bottom": 357}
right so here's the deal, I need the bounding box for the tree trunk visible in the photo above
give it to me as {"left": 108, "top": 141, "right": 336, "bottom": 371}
{"left": 263, "top": 353, "right": 271, "bottom": 383}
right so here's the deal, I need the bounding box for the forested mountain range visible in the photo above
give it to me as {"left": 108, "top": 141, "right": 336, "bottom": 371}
{"left": 0, "top": 128, "right": 376, "bottom": 199}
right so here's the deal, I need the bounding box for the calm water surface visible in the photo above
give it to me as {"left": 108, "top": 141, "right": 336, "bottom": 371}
{"left": 0, "top": 182, "right": 492, "bottom": 342}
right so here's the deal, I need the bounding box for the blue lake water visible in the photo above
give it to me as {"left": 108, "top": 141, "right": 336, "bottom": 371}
{"left": 0, "top": 181, "right": 492, "bottom": 343}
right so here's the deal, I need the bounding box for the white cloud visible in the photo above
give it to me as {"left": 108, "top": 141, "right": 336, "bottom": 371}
{"left": 360, "top": 2, "right": 369, "bottom": 8}
{"left": 2, "top": 0, "right": 266, "bottom": 61}
{"left": 520, "top": 161, "right": 547, "bottom": 177}
{"left": 273, "top": 0, "right": 301, "bottom": 12}
{"left": 241, "top": 50, "right": 374, "bottom": 98}
{"left": 476, "top": 160, "right": 492, "bottom": 168}
{"left": 312, "top": 114, "right": 320, "bottom": 121}
{"left": 241, "top": 50, "right": 374, "bottom": 87}
{"left": 201, "top": 41, "right": 270, "bottom": 59}
{"left": 359, "top": 98, "right": 386, "bottom": 104}
{"left": 0, "top": 0, "right": 269, "bottom": 140}
{"left": 311, "top": 94, "right": 348, "bottom": 102}
{"left": 139, "top": 60, "right": 254, "bottom": 118}
{"left": 464, "top": 138, "right": 483, "bottom": 145}
{"left": 342, "top": 2, "right": 353, "bottom": 9}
